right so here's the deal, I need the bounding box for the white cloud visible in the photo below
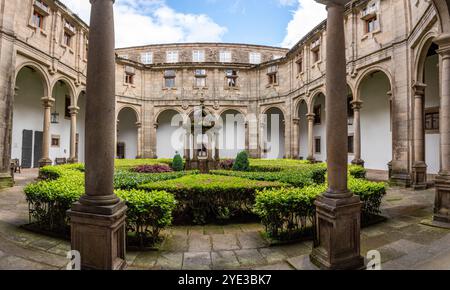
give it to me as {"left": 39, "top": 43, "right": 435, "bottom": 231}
{"left": 61, "top": 0, "right": 227, "bottom": 48}
{"left": 281, "top": 0, "right": 327, "bottom": 48}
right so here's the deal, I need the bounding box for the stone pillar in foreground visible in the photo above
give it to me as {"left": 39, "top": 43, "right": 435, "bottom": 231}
{"left": 412, "top": 83, "right": 427, "bottom": 190}
{"left": 39, "top": 96, "right": 55, "bottom": 167}
{"left": 306, "top": 113, "right": 315, "bottom": 162}
{"left": 310, "top": 0, "right": 364, "bottom": 270}
{"left": 214, "top": 129, "right": 220, "bottom": 162}
{"left": 351, "top": 100, "right": 364, "bottom": 167}
{"left": 434, "top": 34, "right": 450, "bottom": 227}
{"left": 293, "top": 118, "right": 300, "bottom": 159}
{"left": 68, "top": 0, "right": 127, "bottom": 270}
{"left": 68, "top": 106, "right": 79, "bottom": 163}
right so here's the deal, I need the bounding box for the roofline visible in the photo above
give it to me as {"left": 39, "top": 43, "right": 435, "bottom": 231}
{"left": 115, "top": 42, "right": 289, "bottom": 51}
{"left": 54, "top": 0, "right": 89, "bottom": 29}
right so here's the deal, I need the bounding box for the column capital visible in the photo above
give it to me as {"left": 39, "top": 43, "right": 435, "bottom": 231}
{"left": 315, "top": 0, "right": 350, "bottom": 7}
{"left": 68, "top": 106, "right": 80, "bottom": 115}
{"left": 435, "top": 34, "right": 450, "bottom": 57}
{"left": 90, "top": 0, "right": 115, "bottom": 4}
{"left": 412, "top": 82, "right": 427, "bottom": 96}
{"left": 293, "top": 117, "right": 300, "bottom": 125}
{"left": 351, "top": 100, "right": 363, "bottom": 110}
{"left": 135, "top": 122, "right": 142, "bottom": 128}
{"left": 41, "top": 97, "right": 55, "bottom": 107}
{"left": 306, "top": 113, "right": 316, "bottom": 121}
{"left": 153, "top": 122, "right": 159, "bottom": 129}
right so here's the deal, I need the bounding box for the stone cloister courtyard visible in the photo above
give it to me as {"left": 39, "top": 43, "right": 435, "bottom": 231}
{"left": 0, "top": 168, "right": 450, "bottom": 270}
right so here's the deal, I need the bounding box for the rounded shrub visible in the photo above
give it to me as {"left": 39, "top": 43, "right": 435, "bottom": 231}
{"left": 172, "top": 153, "right": 184, "bottom": 172}
{"left": 232, "top": 151, "right": 250, "bottom": 171}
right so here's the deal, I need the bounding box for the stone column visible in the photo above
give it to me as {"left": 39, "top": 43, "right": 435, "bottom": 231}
{"left": 215, "top": 129, "right": 220, "bottom": 162}
{"left": 68, "top": 106, "right": 80, "bottom": 163}
{"left": 192, "top": 132, "right": 199, "bottom": 161}
{"left": 151, "top": 123, "right": 158, "bottom": 158}
{"left": 39, "top": 96, "right": 55, "bottom": 167}
{"left": 351, "top": 100, "right": 364, "bottom": 167}
{"left": 68, "top": 0, "right": 127, "bottom": 270}
{"left": 207, "top": 132, "right": 213, "bottom": 161}
{"left": 310, "top": 0, "right": 364, "bottom": 270}
{"left": 412, "top": 83, "right": 427, "bottom": 190}
{"left": 245, "top": 121, "right": 250, "bottom": 153}
{"left": 434, "top": 34, "right": 450, "bottom": 226}
{"left": 306, "top": 113, "right": 315, "bottom": 162}
{"left": 136, "top": 122, "right": 142, "bottom": 159}
{"left": 184, "top": 130, "right": 191, "bottom": 161}
{"left": 293, "top": 118, "right": 300, "bottom": 159}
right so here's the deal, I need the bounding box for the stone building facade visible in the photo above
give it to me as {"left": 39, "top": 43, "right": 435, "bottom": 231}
{"left": 1, "top": 0, "right": 449, "bottom": 189}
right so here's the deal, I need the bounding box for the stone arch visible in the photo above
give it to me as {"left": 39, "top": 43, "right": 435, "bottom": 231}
{"left": 355, "top": 66, "right": 394, "bottom": 101}
{"left": 15, "top": 62, "right": 50, "bottom": 97}
{"left": 261, "top": 105, "right": 287, "bottom": 117}
{"left": 432, "top": 0, "right": 450, "bottom": 33}
{"left": 218, "top": 109, "right": 247, "bottom": 159}
{"left": 415, "top": 32, "right": 439, "bottom": 82}
{"left": 262, "top": 106, "right": 286, "bottom": 159}
{"left": 294, "top": 97, "right": 308, "bottom": 117}
{"left": 156, "top": 108, "right": 186, "bottom": 125}
{"left": 117, "top": 107, "right": 139, "bottom": 159}
{"left": 117, "top": 105, "right": 141, "bottom": 124}
{"left": 50, "top": 77, "right": 77, "bottom": 106}
{"left": 156, "top": 109, "right": 186, "bottom": 158}
{"left": 308, "top": 88, "right": 326, "bottom": 113}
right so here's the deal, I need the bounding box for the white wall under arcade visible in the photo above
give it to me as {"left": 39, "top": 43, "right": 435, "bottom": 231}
{"left": 424, "top": 54, "right": 440, "bottom": 175}
{"left": 263, "top": 108, "right": 285, "bottom": 159}
{"left": 218, "top": 111, "right": 246, "bottom": 159}
{"left": 156, "top": 110, "right": 184, "bottom": 159}
{"left": 360, "top": 72, "right": 392, "bottom": 171}
{"left": 312, "top": 95, "right": 326, "bottom": 162}
{"left": 298, "top": 102, "right": 309, "bottom": 160}
{"left": 76, "top": 93, "right": 86, "bottom": 163}
{"left": 117, "top": 108, "right": 138, "bottom": 159}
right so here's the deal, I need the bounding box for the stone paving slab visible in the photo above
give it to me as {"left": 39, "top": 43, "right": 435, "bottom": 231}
{"left": 212, "top": 234, "right": 240, "bottom": 251}
{"left": 188, "top": 235, "right": 212, "bottom": 252}
{"left": 234, "top": 249, "right": 266, "bottom": 267}
{"left": 183, "top": 252, "right": 212, "bottom": 270}
{"left": 286, "top": 255, "right": 319, "bottom": 270}
{"left": 211, "top": 251, "right": 240, "bottom": 269}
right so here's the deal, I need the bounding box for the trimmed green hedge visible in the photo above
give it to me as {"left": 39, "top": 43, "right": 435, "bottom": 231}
{"left": 139, "top": 174, "right": 286, "bottom": 224}
{"left": 25, "top": 165, "right": 177, "bottom": 247}
{"left": 253, "top": 177, "right": 386, "bottom": 240}
{"left": 349, "top": 165, "right": 367, "bottom": 179}
{"left": 248, "top": 159, "right": 314, "bottom": 172}
{"left": 211, "top": 165, "right": 326, "bottom": 187}
{"left": 114, "top": 159, "right": 174, "bottom": 170}
{"left": 113, "top": 170, "right": 198, "bottom": 190}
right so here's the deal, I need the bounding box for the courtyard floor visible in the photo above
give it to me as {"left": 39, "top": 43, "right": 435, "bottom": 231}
{"left": 0, "top": 169, "right": 450, "bottom": 270}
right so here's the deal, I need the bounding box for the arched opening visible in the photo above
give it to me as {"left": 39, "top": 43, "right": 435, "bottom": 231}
{"left": 218, "top": 109, "right": 246, "bottom": 159}
{"left": 49, "top": 80, "right": 74, "bottom": 163}
{"left": 76, "top": 91, "right": 86, "bottom": 163}
{"left": 311, "top": 93, "right": 326, "bottom": 162}
{"left": 263, "top": 107, "right": 285, "bottom": 159}
{"left": 423, "top": 43, "right": 440, "bottom": 175}
{"left": 297, "top": 100, "right": 308, "bottom": 160}
{"left": 11, "top": 66, "right": 47, "bottom": 168}
{"left": 156, "top": 109, "right": 184, "bottom": 159}
{"left": 117, "top": 107, "right": 139, "bottom": 159}
{"left": 359, "top": 70, "right": 392, "bottom": 170}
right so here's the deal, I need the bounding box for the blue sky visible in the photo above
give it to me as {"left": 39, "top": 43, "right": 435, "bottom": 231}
{"left": 62, "top": 0, "right": 326, "bottom": 48}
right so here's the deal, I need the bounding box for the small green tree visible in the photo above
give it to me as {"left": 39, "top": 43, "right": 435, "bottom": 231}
{"left": 233, "top": 151, "right": 250, "bottom": 171}
{"left": 172, "top": 153, "right": 184, "bottom": 172}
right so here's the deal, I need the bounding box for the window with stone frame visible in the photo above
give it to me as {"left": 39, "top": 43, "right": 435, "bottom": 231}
{"left": 348, "top": 135, "right": 354, "bottom": 154}
{"left": 32, "top": 0, "right": 49, "bottom": 30}
{"left": 365, "top": 15, "right": 380, "bottom": 33}
{"left": 225, "top": 69, "right": 238, "bottom": 87}
{"left": 361, "top": 1, "right": 380, "bottom": 34}
{"left": 192, "top": 50, "right": 205, "bottom": 62}
{"left": 141, "top": 52, "right": 153, "bottom": 64}
{"left": 315, "top": 137, "right": 321, "bottom": 154}
{"left": 249, "top": 52, "right": 262, "bottom": 64}
{"left": 314, "top": 105, "right": 322, "bottom": 125}
{"left": 164, "top": 69, "right": 176, "bottom": 88}
{"left": 220, "top": 51, "right": 232, "bottom": 63}
{"left": 296, "top": 57, "right": 303, "bottom": 74}
{"left": 166, "top": 51, "right": 179, "bottom": 63}
{"left": 425, "top": 108, "right": 439, "bottom": 133}
{"left": 311, "top": 38, "right": 321, "bottom": 63}
{"left": 125, "top": 72, "right": 134, "bottom": 85}
{"left": 63, "top": 32, "right": 72, "bottom": 47}
{"left": 194, "top": 69, "right": 207, "bottom": 88}
{"left": 51, "top": 135, "right": 60, "bottom": 147}
{"left": 267, "top": 65, "right": 278, "bottom": 85}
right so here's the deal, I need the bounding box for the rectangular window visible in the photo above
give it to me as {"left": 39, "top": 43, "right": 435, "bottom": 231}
{"left": 65, "top": 96, "right": 71, "bottom": 119}
{"left": 267, "top": 65, "right": 278, "bottom": 85}
{"left": 425, "top": 109, "right": 440, "bottom": 132}
{"left": 225, "top": 69, "right": 238, "bottom": 87}
{"left": 166, "top": 51, "right": 179, "bottom": 63}
{"left": 220, "top": 51, "right": 232, "bottom": 63}
{"left": 32, "top": 10, "right": 45, "bottom": 29}
{"left": 296, "top": 58, "right": 303, "bottom": 74}
{"left": 192, "top": 50, "right": 205, "bottom": 62}
{"left": 315, "top": 137, "right": 321, "bottom": 154}
{"left": 194, "top": 69, "right": 206, "bottom": 87}
{"left": 311, "top": 39, "right": 321, "bottom": 63}
{"left": 348, "top": 135, "right": 354, "bottom": 154}
{"left": 164, "top": 69, "right": 176, "bottom": 88}
{"left": 366, "top": 16, "right": 379, "bottom": 33}
{"left": 314, "top": 105, "right": 322, "bottom": 125}
{"left": 249, "top": 52, "right": 262, "bottom": 64}
{"left": 125, "top": 72, "right": 134, "bottom": 84}
{"left": 141, "top": 52, "right": 153, "bottom": 64}
{"left": 51, "top": 135, "right": 60, "bottom": 147}
{"left": 63, "top": 32, "right": 72, "bottom": 47}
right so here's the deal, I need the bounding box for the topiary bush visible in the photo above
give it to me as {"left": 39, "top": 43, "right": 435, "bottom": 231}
{"left": 233, "top": 151, "right": 250, "bottom": 171}
{"left": 349, "top": 165, "right": 367, "bottom": 179}
{"left": 348, "top": 177, "right": 386, "bottom": 216}
{"left": 116, "top": 189, "right": 177, "bottom": 249}
{"left": 139, "top": 174, "right": 286, "bottom": 224}
{"left": 172, "top": 153, "right": 184, "bottom": 172}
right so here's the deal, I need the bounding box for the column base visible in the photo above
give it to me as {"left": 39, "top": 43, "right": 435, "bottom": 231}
{"left": 0, "top": 173, "right": 14, "bottom": 189}
{"left": 67, "top": 158, "right": 79, "bottom": 164}
{"left": 412, "top": 162, "right": 428, "bottom": 190}
{"left": 389, "top": 170, "right": 411, "bottom": 188}
{"left": 433, "top": 172, "right": 450, "bottom": 225}
{"left": 68, "top": 200, "right": 127, "bottom": 270}
{"left": 351, "top": 159, "right": 365, "bottom": 167}
{"left": 38, "top": 158, "right": 53, "bottom": 168}
{"left": 310, "top": 194, "right": 365, "bottom": 270}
